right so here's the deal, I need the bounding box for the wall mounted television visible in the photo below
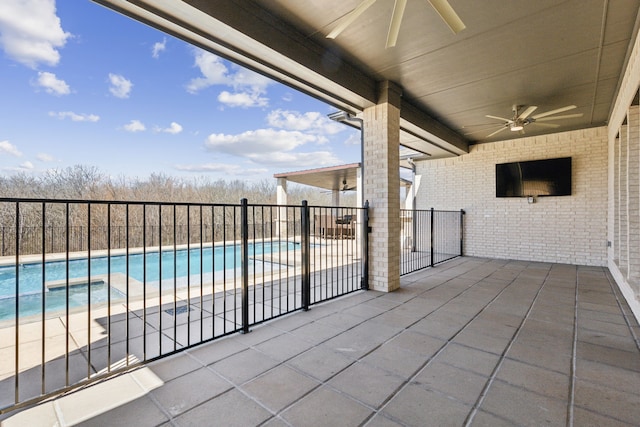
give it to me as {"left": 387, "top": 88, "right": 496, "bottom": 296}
{"left": 496, "top": 157, "right": 572, "bottom": 197}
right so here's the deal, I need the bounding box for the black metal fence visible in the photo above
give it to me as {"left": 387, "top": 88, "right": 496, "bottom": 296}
{"left": 0, "top": 198, "right": 366, "bottom": 413}
{"left": 400, "top": 208, "right": 464, "bottom": 275}
{"left": 0, "top": 198, "right": 462, "bottom": 413}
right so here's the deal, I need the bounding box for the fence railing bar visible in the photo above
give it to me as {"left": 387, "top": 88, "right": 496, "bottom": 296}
{"left": 107, "top": 204, "right": 112, "bottom": 372}
{"left": 240, "top": 199, "right": 249, "bottom": 334}
{"left": 233, "top": 206, "right": 238, "bottom": 330}
{"left": 199, "top": 206, "right": 204, "bottom": 344}
{"left": 158, "top": 205, "right": 163, "bottom": 355}
{"left": 41, "top": 202, "right": 46, "bottom": 395}
{"left": 143, "top": 204, "right": 147, "bottom": 362}
{"left": 172, "top": 205, "right": 177, "bottom": 352}
{"left": 187, "top": 205, "right": 191, "bottom": 347}
{"left": 65, "top": 202, "right": 70, "bottom": 387}
{"left": 211, "top": 206, "right": 219, "bottom": 335}
{"left": 87, "top": 203, "right": 92, "bottom": 380}
{"left": 222, "top": 207, "right": 227, "bottom": 335}
{"left": 126, "top": 204, "right": 131, "bottom": 365}
{"left": 0, "top": 198, "right": 374, "bottom": 414}
{"left": 14, "top": 202, "right": 20, "bottom": 404}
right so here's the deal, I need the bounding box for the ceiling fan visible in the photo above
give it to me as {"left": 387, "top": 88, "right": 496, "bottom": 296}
{"left": 465, "top": 105, "right": 584, "bottom": 139}
{"left": 339, "top": 179, "right": 357, "bottom": 192}
{"left": 323, "top": 179, "right": 357, "bottom": 194}
{"left": 327, "top": 0, "right": 465, "bottom": 48}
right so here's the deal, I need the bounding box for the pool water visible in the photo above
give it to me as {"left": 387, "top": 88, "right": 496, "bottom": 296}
{"left": 0, "top": 241, "right": 297, "bottom": 321}
{"left": 0, "top": 282, "right": 123, "bottom": 322}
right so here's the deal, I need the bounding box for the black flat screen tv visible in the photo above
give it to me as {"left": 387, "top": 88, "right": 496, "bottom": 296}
{"left": 496, "top": 157, "right": 571, "bottom": 197}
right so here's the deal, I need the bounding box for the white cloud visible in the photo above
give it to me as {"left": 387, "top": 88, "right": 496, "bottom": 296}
{"left": 255, "top": 151, "right": 341, "bottom": 168}
{"left": 49, "top": 111, "right": 99, "bottom": 122}
{"left": 152, "top": 38, "right": 166, "bottom": 58}
{"left": 343, "top": 132, "right": 361, "bottom": 145}
{"left": 19, "top": 161, "right": 34, "bottom": 170}
{"left": 36, "top": 71, "right": 70, "bottom": 95}
{"left": 204, "top": 128, "right": 341, "bottom": 169}
{"left": 0, "top": 0, "right": 71, "bottom": 68}
{"left": 187, "top": 49, "right": 271, "bottom": 108}
{"left": 123, "top": 120, "right": 145, "bottom": 132}
{"left": 218, "top": 91, "right": 268, "bottom": 108}
{"left": 205, "top": 129, "right": 318, "bottom": 156}
{"left": 37, "top": 152, "right": 55, "bottom": 162}
{"left": 155, "top": 122, "right": 183, "bottom": 134}
{"left": 267, "top": 109, "right": 344, "bottom": 135}
{"left": 0, "top": 140, "right": 22, "bottom": 156}
{"left": 186, "top": 52, "right": 230, "bottom": 93}
{"left": 108, "top": 73, "right": 132, "bottom": 98}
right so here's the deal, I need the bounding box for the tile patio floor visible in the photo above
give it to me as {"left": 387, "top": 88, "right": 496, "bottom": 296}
{"left": 1, "top": 256, "right": 639, "bottom": 426}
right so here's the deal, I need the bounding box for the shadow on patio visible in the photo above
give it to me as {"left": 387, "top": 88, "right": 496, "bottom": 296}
{"left": 1, "top": 256, "right": 639, "bottom": 426}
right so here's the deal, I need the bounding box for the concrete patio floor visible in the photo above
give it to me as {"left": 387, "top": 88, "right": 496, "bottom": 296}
{"left": 1, "top": 256, "right": 639, "bottom": 426}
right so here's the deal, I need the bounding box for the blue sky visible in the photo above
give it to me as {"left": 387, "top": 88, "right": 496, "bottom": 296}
{"left": 0, "top": 0, "right": 360, "bottom": 182}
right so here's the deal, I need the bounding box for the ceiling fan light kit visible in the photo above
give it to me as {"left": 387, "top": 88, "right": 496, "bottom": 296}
{"left": 478, "top": 104, "right": 583, "bottom": 139}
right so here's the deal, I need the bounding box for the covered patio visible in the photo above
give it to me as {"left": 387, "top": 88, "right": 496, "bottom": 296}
{"left": 2, "top": 257, "right": 639, "bottom": 425}
{"left": 2, "top": 0, "right": 640, "bottom": 424}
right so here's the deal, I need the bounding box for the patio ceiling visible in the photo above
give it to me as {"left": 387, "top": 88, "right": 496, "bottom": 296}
{"left": 94, "top": 0, "right": 640, "bottom": 158}
{"left": 273, "top": 163, "right": 412, "bottom": 192}
{"left": 275, "top": 163, "right": 361, "bottom": 192}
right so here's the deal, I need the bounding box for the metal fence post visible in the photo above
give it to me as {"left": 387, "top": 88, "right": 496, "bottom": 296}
{"left": 240, "top": 198, "right": 250, "bottom": 333}
{"left": 460, "top": 209, "right": 465, "bottom": 256}
{"left": 430, "top": 207, "right": 435, "bottom": 268}
{"left": 361, "top": 200, "right": 370, "bottom": 290}
{"left": 301, "top": 200, "right": 311, "bottom": 310}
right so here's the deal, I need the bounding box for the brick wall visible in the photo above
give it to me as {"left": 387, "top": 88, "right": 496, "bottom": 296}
{"left": 415, "top": 127, "right": 608, "bottom": 266}
{"left": 608, "top": 24, "right": 640, "bottom": 320}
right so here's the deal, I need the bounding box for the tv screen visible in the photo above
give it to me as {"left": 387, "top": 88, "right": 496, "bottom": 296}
{"left": 496, "top": 157, "right": 571, "bottom": 197}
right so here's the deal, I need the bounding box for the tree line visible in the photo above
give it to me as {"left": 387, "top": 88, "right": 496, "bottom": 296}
{"left": 0, "top": 165, "right": 354, "bottom": 256}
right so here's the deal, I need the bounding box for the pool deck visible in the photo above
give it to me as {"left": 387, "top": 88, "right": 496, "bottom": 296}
{"left": 1, "top": 256, "right": 639, "bottom": 426}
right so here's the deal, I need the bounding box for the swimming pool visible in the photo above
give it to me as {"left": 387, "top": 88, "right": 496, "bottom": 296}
{"left": 0, "top": 241, "right": 298, "bottom": 321}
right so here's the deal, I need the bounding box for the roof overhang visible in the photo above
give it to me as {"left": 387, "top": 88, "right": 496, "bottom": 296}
{"left": 93, "top": 0, "right": 469, "bottom": 157}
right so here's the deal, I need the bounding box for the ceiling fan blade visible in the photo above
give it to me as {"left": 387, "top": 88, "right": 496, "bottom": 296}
{"left": 517, "top": 105, "right": 538, "bottom": 120}
{"left": 486, "top": 114, "right": 513, "bottom": 123}
{"left": 327, "top": 0, "right": 377, "bottom": 39}
{"left": 386, "top": 0, "right": 407, "bottom": 48}
{"left": 533, "top": 122, "right": 561, "bottom": 128}
{"left": 427, "top": 0, "right": 466, "bottom": 34}
{"left": 531, "top": 105, "right": 577, "bottom": 120}
{"left": 536, "top": 113, "right": 584, "bottom": 122}
{"left": 486, "top": 126, "right": 509, "bottom": 138}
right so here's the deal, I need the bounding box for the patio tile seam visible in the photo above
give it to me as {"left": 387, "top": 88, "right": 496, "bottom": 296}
{"left": 567, "top": 262, "right": 581, "bottom": 427}
{"left": 572, "top": 373, "right": 640, "bottom": 399}
{"left": 229, "top": 265, "right": 514, "bottom": 425}
{"left": 399, "top": 259, "right": 517, "bottom": 329}
{"left": 462, "top": 265, "right": 565, "bottom": 426}
{"left": 374, "top": 262, "right": 550, "bottom": 426}
{"left": 572, "top": 406, "right": 639, "bottom": 427}
{"left": 128, "top": 371, "right": 182, "bottom": 424}
{"left": 241, "top": 376, "right": 325, "bottom": 420}
{"left": 171, "top": 384, "right": 278, "bottom": 425}
{"left": 604, "top": 270, "right": 640, "bottom": 351}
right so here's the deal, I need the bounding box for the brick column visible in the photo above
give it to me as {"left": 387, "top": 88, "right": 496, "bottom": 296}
{"left": 620, "top": 123, "right": 628, "bottom": 278}
{"left": 628, "top": 105, "right": 640, "bottom": 293}
{"left": 276, "top": 177, "right": 288, "bottom": 238}
{"left": 614, "top": 134, "right": 620, "bottom": 265}
{"left": 362, "top": 81, "right": 402, "bottom": 292}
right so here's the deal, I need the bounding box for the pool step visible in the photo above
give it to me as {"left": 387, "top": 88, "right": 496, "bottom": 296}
{"left": 45, "top": 273, "right": 145, "bottom": 298}
{"left": 46, "top": 276, "right": 105, "bottom": 290}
